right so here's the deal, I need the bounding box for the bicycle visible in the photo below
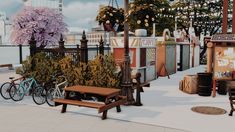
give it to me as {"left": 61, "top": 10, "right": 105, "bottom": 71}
{"left": 0, "top": 76, "right": 25, "bottom": 100}
{"left": 46, "top": 75, "right": 68, "bottom": 106}
{"left": 9, "top": 77, "right": 46, "bottom": 105}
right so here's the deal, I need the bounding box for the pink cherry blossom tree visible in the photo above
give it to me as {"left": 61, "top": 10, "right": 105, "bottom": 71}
{"left": 11, "top": 7, "right": 68, "bottom": 48}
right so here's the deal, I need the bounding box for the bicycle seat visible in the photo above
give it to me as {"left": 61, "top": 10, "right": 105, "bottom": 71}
{"left": 9, "top": 77, "right": 15, "bottom": 80}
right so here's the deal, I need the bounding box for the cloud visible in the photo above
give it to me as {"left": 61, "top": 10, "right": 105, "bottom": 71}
{"left": 0, "top": 0, "right": 23, "bottom": 16}
{"left": 63, "top": 1, "right": 108, "bottom": 32}
{"left": 0, "top": 0, "right": 123, "bottom": 32}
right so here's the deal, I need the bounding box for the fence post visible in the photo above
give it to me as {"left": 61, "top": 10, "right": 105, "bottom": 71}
{"left": 96, "top": 44, "right": 99, "bottom": 56}
{"left": 29, "top": 33, "right": 37, "bottom": 57}
{"left": 80, "top": 31, "right": 88, "bottom": 64}
{"left": 99, "top": 36, "right": 104, "bottom": 55}
{"left": 76, "top": 44, "right": 80, "bottom": 64}
{"left": 59, "top": 34, "right": 65, "bottom": 57}
{"left": 19, "top": 44, "right": 23, "bottom": 64}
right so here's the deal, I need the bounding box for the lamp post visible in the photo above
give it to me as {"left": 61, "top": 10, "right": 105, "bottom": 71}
{"left": 121, "top": 0, "right": 135, "bottom": 105}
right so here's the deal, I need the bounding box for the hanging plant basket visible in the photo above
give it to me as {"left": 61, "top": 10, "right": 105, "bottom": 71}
{"left": 96, "top": 6, "right": 124, "bottom": 32}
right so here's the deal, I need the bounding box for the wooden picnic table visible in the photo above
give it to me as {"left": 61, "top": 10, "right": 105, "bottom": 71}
{"left": 54, "top": 85, "right": 126, "bottom": 120}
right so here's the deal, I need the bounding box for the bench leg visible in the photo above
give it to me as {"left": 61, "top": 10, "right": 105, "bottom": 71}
{"left": 102, "top": 110, "right": 108, "bottom": 120}
{"left": 229, "top": 101, "right": 234, "bottom": 116}
{"left": 61, "top": 104, "right": 67, "bottom": 113}
{"left": 229, "top": 109, "right": 233, "bottom": 116}
{"left": 116, "top": 105, "right": 121, "bottom": 112}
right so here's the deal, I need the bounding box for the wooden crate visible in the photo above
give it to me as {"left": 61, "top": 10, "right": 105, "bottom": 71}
{"left": 182, "top": 75, "right": 198, "bottom": 94}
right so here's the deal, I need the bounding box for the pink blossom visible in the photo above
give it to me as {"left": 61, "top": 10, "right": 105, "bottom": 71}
{"left": 10, "top": 7, "right": 68, "bottom": 47}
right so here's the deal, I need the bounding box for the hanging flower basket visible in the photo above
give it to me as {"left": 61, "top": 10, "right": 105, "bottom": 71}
{"left": 96, "top": 6, "right": 124, "bottom": 32}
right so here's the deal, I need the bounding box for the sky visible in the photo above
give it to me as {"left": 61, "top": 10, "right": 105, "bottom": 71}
{"left": 0, "top": 0, "right": 123, "bottom": 32}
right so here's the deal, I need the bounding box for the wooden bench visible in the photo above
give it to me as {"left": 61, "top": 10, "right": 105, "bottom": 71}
{"left": 54, "top": 86, "right": 126, "bottom": 120}
{"left": 228, "top": 88, "right": 235, "bottom": 116}
{"left": 0, "top": 64, "right": 13, "bottom": 70}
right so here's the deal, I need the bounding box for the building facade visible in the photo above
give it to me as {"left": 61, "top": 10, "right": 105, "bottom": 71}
{"left": 65, "top": 32, "right": 82, "bottom": 45}
{"left": 86, "top": 26, "right": 115, "bottom": 46}
{"left": 0, "top": 11, "right": 11, "bottom": 45}
{"left": 24, "top": 0, "right": 63, "bottom": 12}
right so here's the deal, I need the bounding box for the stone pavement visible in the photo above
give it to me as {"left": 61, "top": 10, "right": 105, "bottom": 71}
{"left": 0, "top": 66, "right": 234, "bottom": 132}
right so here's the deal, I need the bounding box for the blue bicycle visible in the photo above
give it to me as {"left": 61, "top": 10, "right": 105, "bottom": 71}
{"left": 9, "top": 77, "right": 46, "bottom": 105}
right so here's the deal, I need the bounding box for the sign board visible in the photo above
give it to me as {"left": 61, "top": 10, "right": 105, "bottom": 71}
{"left": 211, "top": 34, "right": 235, "bottom": 42}
{"left": 111, "top": 37, "right": 156, "bottom": 48}
{"left": 213, "top": 46, "right": 235, "bottom": 80}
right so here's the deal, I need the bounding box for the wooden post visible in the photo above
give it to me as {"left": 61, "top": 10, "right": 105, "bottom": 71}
{"left": 233, "top": 0, "right": 235, "bottom": 33}
{"left": 222, "top": 0, "right": 228, "bottom": 33}
{"left": 80, "top": 31, "right": 88, "bottom": 64}
{"left": 212, "top": 79, "right": 217, "bottom": 97}
{"left": 99, "top": 36, "right": 104, "bottom": 55}
{"left": 206, "top": 42, "right": 213, "bottom": 73}
{"left": 191, "top": 42, "right": 195, "bottom": 67}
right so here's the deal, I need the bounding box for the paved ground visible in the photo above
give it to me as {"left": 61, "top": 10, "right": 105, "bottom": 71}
{"left": 0, "top": 66, "right": 234, "bottom": 132}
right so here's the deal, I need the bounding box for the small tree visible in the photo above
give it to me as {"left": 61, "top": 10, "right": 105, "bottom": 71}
{"left": 11, "top": 7, "right": 68, "bottom": 48}
{"left": 172, "top": 0, "right": 227, "bottom": 36}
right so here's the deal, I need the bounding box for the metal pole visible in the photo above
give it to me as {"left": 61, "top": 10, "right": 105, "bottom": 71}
{"left": 121, "top": 0, "right": 134, "bottom": 105}
{"left": 19, "top": 44, "right": 22, "bottom": 64}
{"left": 124, "top": 0, "right": 129, "bottom": 56}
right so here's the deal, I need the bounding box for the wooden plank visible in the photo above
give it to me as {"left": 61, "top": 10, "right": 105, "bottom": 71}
{"left": 64, "top": 85, "right": 120, "bottom": 96}
{"left": 0, "top": 64, "right": 12, "bottom": 68}
{"left": 98, "top": 97, "right": 126, "bottom": 113}
{"left": 54, "top": 98, "right": 105, "bottom": 109}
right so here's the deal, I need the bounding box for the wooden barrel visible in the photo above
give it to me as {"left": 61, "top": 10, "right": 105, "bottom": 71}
{"left": 197, "top": 73, "right": 212, "bottom": 96}
{"left": 218, "top": 81, "right": 227, "bottom": 95}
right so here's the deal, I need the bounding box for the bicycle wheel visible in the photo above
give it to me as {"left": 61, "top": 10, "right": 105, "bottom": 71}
{"left": 46, "top": 88, "right": 58, "bottom": 107}
{"left": 9, "top": 84, "right": 24, "bottom": 101}
{"left": 0, "top": 82, "right": 11, "bottom": 99}
{"left": 32, "top": 86, "right": 46, "bottom": 105}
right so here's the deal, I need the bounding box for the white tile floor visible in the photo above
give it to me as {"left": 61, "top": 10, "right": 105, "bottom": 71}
{"left": 0, "top": 65, "right": 233, "bottom": 132}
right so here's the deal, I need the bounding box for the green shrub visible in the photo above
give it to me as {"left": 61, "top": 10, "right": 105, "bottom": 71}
{"left": 16, "top": 53, "right": 121, "bottom": 88}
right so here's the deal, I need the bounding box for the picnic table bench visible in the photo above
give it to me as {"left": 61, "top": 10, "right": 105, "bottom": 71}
{"left": 54, "top": 85, "right": 126, "bottom": 120}
{"left": 0, "top": 64, "right": 13, "bottom": 70}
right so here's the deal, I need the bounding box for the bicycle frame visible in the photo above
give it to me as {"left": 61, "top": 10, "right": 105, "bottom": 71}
{"left": 52, "top": 80, "right": 67, "bottom": 98}
{"left": 19, "top": 77, "right": 38, "bottom": 94}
